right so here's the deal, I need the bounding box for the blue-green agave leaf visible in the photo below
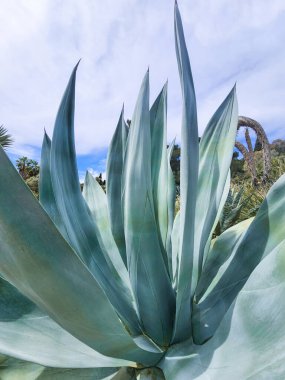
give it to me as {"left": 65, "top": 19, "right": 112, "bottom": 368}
{"left": 195, "top": 86, "right": 238, "bottom": 272}
{"left": 195, "top": 218, "right": 253, "bottom": 302}
{"left": 49, "top": 63, "right": 142, "bottom": 338}
{"left": 82, "top": 171, "right": 141, "bottom": 334}
{"left": 160, "top": 239, "right": 285, "bottom": 379}
{"left": 0, "top": 145, "right": 159, "bottom": 365}
{"left": 122, "top": 70, "right": 175, "bottom": 347}
{"left": 106, "top": 107, "right": 129, "bottom": 266}
{"left": 0, "top": 355, "right": 120, "bottom": 380}
{"left": 0, "top": 277, "right": 134, "bottom": 368}
{"left": 150, "top": 83, "right": 169, "bottom": 265}
{"left": 171, "top": 210, "right": 180, "bottom": 289}
{"left": 39, "top": 131, "right": 68, "bottom": 240}
{"left": 193, "top": 173, "right": 285, "bottom": 344}
{"left": 173, "top": 1, "right": 199, "bottom": 343}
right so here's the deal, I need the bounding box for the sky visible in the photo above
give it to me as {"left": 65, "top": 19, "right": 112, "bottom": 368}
{"left": 1, "top": 0, "right": 285, "bottom": 180}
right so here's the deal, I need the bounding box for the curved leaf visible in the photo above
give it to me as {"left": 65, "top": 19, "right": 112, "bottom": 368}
{"left": 106, "top": 108, "right": 129, "bottom": 266}
{"left": 150, "top": 83, "right": 169, "bottom": 265}
{"left": 173, "top": 1, "right": 199, "bottom": 343}
{"left": 122, "top": 70, "right": 175, "bottom": 347}
{"left": 0, "top": 277, "right": 133, "bottom": 368}
{"left": 195, "top": 217, "right": 253, "bottom": 302}
{"left": 195, "top": 87, "right": 238, "bottom": 272}
{"left": 0, "top": 355, "right": 119, "bottom": 380}
{"left": 193, "top": 173, "right": 285, "bottom": 344}
{"left": 49, "top": 63, "right": 142, "bottom": 337}
{"left": 82, "top": 171, "right": 142, "bottom": 334}
{"left": 161, "top": 239, "right": 285, "bottom": 379}
{"left": 39, "top": 131, "right": 68, "bottom": 240}
{"left": 0, "top": 145, "right": 159, "bottom": 365}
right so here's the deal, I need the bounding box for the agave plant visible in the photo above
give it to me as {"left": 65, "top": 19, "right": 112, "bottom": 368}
{"left": 1, "top": 3, "right": 285, "bottom": 379}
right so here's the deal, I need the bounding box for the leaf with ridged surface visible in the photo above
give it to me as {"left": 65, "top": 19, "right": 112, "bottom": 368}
{"left": 172, "top": 1, "right": 199, "bottom": 343}
{"left": 122, "top": 70, "right": 175, "bottom": 347}
{"left": 193, "top": 173, "right": 285, "bottom": 344}
{"left": 0, "top": 277, "right": 133, "bottom": 368}
{"left": 195, "top": 86, "right": 238, "bottom": 273}
{"left": 49, "top": 63, "right": 142, "bottom": 338}
{"left": 160, "top": 239, "right": 285, "bottom": 379}
{"left": 106, "top": 108, "right": 129, "bottom": 266}
{"left": 0, "top": 145, "right": 159, "bottom": 366}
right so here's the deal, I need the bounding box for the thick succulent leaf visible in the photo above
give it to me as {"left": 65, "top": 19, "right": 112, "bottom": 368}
{"left": 0, "top": 355, "right": 119, "bottom": 380}
{"left": 82, "top": 171, "right": 144, "bottom": 335}
{"left": 195, "top": 86, "right": 238, "bottom": 271}
{"left": 160, "top": 240, "right": 285, "bottom": 379}
{"left": 173, "top": 1, "right": 199, "bottom": 343}
{"left": 193, "top": 173, "right": 285, "bottom": 344}
{"left": 195, "top": 218, "right": 253, "bottom": 302}
{"left": 150, "top": 84, "right": 169, "bottom": 263}
{"left": 171, "top": 210, "right": 180, "bottom": 288}
{"left": 0, "top": 277, "right": 133, "bottom": 368}
{"left": 166, "top": 141, "right": 176, "bottom": 278}
{"left": 39, "top": 131, "right": 68, "bottom": 240}
{"left": 50, "top": 63, "right": 142, "bottom": 337}
{"left": 0, "top": 145, "right": 159, "bottom": 366}
{"left": 122, "top": 70, "right": 175, "bottom": 347}
{"left": 106, "top": 108, "right": 128, "bottom": 266}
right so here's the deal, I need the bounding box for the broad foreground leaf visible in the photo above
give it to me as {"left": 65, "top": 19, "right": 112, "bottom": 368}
{"left": 0, "top": 145, "right": 160, "bottom": 365}
{"left": 160, "top": 239, "right": 285, "bottom": 379}
{"left": 193, "top": 173, "right": 285, "bottom": 343}
{"left": 0, "top": 277, "right": 132, "bottom": 368}
{"left": 0, "top": 355, "right": 119, "bottom": 380}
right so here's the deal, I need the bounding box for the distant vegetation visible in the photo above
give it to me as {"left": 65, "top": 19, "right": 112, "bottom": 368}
{"left": 170, "top": 127, "right": 285, "bottom": 234}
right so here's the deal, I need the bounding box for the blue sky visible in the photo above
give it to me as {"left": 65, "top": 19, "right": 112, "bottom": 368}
{"left": 1, "top": 0, "right": 285, "bottom": 180}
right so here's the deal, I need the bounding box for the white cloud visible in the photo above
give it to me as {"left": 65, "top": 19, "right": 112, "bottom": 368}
{"left": 0, "top": 0, "right": 285, "bottom": 168}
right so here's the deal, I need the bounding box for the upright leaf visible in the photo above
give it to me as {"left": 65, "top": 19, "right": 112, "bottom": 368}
{"left": 173, "top": 1, "right": 199, "bottom": 343}
{"left": 39, "top": 132, "right": 68, "bottom": 240}
{"left": 150, "top": 84, "right": 169, "bottom": 263}
{"left": 82, "top": 171, "right": 141, "bottom": 331}
{"left": 195, "top": 86, "right": 238, "bottom": 272}
{"left": 50, "top": 63, "right": 141, "bottom": 337}
{"left": 123, "top": 71, "right": 175, "bottom": 347}
{"left": 106, "top": 107, "right": 129, "bottom": 266}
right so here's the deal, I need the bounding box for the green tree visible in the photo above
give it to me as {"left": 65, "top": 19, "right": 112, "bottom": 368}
{"left": 0, "top": 125, "right": 13, "bottom": 150}
{"left": 16, "top": 157, "right": 39, "bottom": 180}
